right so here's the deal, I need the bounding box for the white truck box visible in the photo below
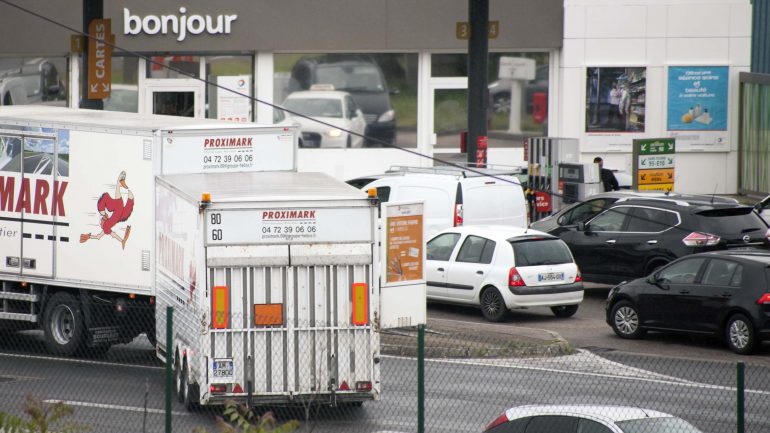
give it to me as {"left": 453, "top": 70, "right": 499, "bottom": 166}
{"left": 0, "top": 106, "right": 380, "bottom": 407}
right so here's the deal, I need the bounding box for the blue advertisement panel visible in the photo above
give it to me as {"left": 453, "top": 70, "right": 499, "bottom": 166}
{"left": 667, "top": 66, "right": 728, "bottom": 131}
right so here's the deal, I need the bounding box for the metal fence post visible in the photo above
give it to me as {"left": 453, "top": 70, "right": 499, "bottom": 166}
{"left": 737, "top": 361, "right": 745, "bottom": 433}
{"left": 166, "top": 307, "right": 173, "bottom": 433}
{"left": 418, "top": 323, "right": 425, "bottom": 433}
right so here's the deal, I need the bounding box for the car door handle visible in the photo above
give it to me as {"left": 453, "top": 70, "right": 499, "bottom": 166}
{"left": 646, "top": 240, "right": 658, "bottom": 245}
{"left": 679, "top": 290, "right": 690, "bottom": 294}
{"left": 721, "top": 292, "right": 732, "bottom": 298}
{"left": 605, "top": 239, "right": 616, "bottom": 245}
{"left": 476, "top": 270, "right": 484, "bottom": 275}
{"left": 437, "top": 267, "right": 445, "bottom": 272}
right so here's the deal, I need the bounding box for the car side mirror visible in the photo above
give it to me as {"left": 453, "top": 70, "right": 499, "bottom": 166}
{"left": 577, "top": 222, "right": 589, "bottom": 233}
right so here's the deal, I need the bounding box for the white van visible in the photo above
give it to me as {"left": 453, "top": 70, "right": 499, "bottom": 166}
{"left": 355, "top": 166, "right": 527, "bottom": 237}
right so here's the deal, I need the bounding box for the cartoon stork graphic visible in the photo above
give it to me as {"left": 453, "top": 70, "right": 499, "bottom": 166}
{"left": 80, "top": 170, "right": 134, "bottom": 249}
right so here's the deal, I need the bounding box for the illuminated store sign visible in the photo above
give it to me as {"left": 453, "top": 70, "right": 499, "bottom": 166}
{"left": 123, "top": 7, "right": 237, "bottom": 41}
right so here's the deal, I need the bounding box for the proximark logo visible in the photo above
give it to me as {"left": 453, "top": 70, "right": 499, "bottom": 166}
{"left": 123, "top": 7, "right": 237, "bottom": 41}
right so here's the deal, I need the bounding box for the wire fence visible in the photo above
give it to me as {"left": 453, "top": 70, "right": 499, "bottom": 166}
{"left": 0, "top": 303, "right": 768, "bottom": 433}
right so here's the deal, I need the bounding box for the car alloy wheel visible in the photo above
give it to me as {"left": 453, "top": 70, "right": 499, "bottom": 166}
{"left": 726, "top": 314, "right": 756, "bottom": 355}
{"left": 480, "top": 287, "right": 507, "bottom": 322}
{"left": 611, "top": 301, "right": 644, "bottom": 339}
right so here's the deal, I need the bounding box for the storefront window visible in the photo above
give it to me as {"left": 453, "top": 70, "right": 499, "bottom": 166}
{"left": 430, "top": 52, "right": 549, "bottom": 137}
{"left": 274, "top": 53, "right": 418, "bottom": 148}
{"left": 0, "top": 57, "right": 68, "bottom": 106}
{"left": 146, "top": 55, "right": 201, "bottom": 79}
{"left": 103, "top": 56, "right": 139, "bottom": 113}
{"left": 205, "top": 55, "right": 253, "bottom": 121}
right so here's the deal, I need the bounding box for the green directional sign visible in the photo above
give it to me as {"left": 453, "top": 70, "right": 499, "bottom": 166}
{"left": 637, "top": 138, "right": 675, "bottom": 155}
{"left": 633, "top": 138, "right": 676, "bottom": 191}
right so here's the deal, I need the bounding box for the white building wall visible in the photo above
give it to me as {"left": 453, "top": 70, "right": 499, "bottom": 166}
{"left": 560, "top": 0, "right": 752, "bottom": 194}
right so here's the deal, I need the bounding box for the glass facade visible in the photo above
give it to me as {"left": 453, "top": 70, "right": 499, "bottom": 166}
{"left": 0, "top": 57, "right": 68, "bottom": 106}
{"left": 274, "top": 53, "right": 418, "bottom": 148}
{"left": 739, "top": 79, "right": 770, "bottom": 194}
{"left": 103, "top": 56, "right": 139, "bottom": 113}
{"left": 205, "top": 55, "right": 253, "bottom": 121}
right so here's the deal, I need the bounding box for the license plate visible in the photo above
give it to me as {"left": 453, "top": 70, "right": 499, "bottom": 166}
{"left": 538, "top": 272, "right": 564, "bottom": 282}
{"left": 212, "top": 359, "right": 234, "bottom": 378}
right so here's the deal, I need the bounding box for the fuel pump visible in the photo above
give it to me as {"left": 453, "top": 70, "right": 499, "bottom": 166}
{"left": 557, "top": 163, "right": 603, "bottom": 204}
{"left": 526, "top": 137, "right": 579, "bottom": 223}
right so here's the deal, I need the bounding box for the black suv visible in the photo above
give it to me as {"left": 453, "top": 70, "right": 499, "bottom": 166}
{"left": 549, "top": 196, "right": 770, "bottom": 284}
{"left": 606, "top": 250, "right": 770, "bottom": 354}
{"left": 288, "top": 55, "right": 396, "bottom": 145}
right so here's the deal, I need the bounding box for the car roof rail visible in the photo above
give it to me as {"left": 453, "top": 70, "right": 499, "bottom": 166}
{"left": 615, "top": 196, "right": 691, "bottom": 207}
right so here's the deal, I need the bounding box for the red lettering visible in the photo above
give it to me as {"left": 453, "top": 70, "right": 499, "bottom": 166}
{"left": 309, "top": 211, "right": 315, "bottom": 218}
{"left": 52, "top": 181, "right": 67, "bottom": 217}
{"left": 33, "top": 179, "right": 49, "bottom": 215}
{"left": 15, "top": 178, "right": 30, "bottom": 214}
{"left": 0, "top": 176, "right": 13, "bottom": 212}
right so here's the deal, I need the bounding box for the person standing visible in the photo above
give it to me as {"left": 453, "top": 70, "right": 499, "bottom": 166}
{"left": 618, "top": 83, "right": 631, "bottom": 131}
{"left": 594, "top": 157, "right": 619, "bottom": 192}
{"left": 608, "top": 81, "right": 622, "bottom": 129}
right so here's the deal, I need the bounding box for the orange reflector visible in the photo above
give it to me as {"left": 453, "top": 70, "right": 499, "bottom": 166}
{"left": 351, "top": 283, "right": 369, "bottom": 326}
{"left": 233, "top": 384, "right": 244, "bottom": 394}
{"left": 254, "top": 303, "right": 284, "bottom": 326}
{"left": 212, "top": 286, "right": 229, "bottom": 329}
{"left": 129, "top": 293, "right": 135, "bottom": 299}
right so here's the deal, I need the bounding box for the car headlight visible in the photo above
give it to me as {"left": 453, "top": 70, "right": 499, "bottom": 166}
{"left": 327, "top": 128, "right": 342, "bottom": 138}
{"left": 377, "top": 110, "right": 395, "bottom": 123}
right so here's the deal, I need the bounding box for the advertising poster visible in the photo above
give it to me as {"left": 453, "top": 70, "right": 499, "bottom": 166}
{"left": 385, "top": 203, "right": 424, "bottom": 283}
{"left": 667, "top": 66, "right": 729, "bottom": 152}
{"left": 217, "top": 75, "right": 251, "bottom": 122}
{"left": 586, "top": 67, "right": 646, "bottom": 134}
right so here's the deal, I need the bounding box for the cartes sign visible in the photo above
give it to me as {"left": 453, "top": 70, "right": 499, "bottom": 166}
{"left": 87, "top": 19, "right": 113, "bottom": 99}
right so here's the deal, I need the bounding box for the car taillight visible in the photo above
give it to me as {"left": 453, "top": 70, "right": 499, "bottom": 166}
{"left": 575, "top": 268, "right": 582, "bottom": 283}
{"left": 757, "top": 293, "right": 770, "bottom": 305}
{"left": 484, "top": 413, "right": 509, "bottom": 432}
{"left": 210, "top": 384, "right": 227, "bottom": 394}
{"left": 682, "top": 232, "right": 720, "bottom": 247}
{"left": 454, "top": 203, "right": 463, "bottom": 226}
{"left": 509, "top": 267, "right": 526, "bottom": 287}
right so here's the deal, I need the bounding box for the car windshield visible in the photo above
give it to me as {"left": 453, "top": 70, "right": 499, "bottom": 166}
{"left": 510, "top": 239, "right": 573, "bottom": 266}
{"left": 284, "top": 98, "right": 343, "bottom": 118}
{"left": 316, "top": 65, "right": 385, "bottom": 92}
{"left": 617, "top": 417, "right": 703, "bottom": 433}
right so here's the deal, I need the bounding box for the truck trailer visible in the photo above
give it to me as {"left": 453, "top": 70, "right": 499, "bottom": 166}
{"left": 0, "top": 106, "right": 380, "bottom": 407}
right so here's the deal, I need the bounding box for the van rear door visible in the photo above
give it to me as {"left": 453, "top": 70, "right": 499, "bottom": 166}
{"left": 462, "top": 176, "right": 526, "bottom": 228}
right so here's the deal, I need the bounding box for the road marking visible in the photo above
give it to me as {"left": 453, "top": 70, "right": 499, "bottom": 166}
{"left": 381, "top": 352, "right": 770, "bottom": 397}
{"left": 0, "top": 352, "right": 163, "bottom": 370}
{"left": 43, "top": 400, "right": 189, "bottom": 416}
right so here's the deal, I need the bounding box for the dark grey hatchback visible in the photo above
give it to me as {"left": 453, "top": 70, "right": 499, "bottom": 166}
{"left": 606, "top": 250, "right": 770, "bottom": 354}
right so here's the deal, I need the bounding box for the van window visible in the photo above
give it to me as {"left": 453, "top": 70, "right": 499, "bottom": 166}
{"left": 375, "top": 186, "right": 391, "bottom": 203}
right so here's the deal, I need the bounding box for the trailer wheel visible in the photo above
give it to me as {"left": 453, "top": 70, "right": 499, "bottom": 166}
{"left": 180, "top": 360, "right": 199, "bottom": 411}
{"left": 43, "top": 292, "right": 85, "bottom": 356}
{"left": 174, "top": 353, "right": 185, "bottom": 404}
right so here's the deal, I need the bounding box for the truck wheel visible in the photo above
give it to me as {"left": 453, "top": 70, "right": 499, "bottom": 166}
{"left": 43, "top": 292, "right": 85, "bottom": 356}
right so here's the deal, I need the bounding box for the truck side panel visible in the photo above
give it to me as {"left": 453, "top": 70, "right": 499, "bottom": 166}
{"left": 57, "top": 130, "right": 154, "bottom": 292}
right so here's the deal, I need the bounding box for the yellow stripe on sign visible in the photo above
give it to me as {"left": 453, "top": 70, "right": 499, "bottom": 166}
{"left": 351, "top": 283, "right": 368, "bottom": 325}
{"left": 212, "top": 286, "right": 229, "bottom": 329}
{"left": 638, "top": 183, "right": 674, "bottom": 191}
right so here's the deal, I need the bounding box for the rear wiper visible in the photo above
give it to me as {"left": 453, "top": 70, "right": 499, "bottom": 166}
{"left": 741, "top": 228, "right": 762, "bottom": 233}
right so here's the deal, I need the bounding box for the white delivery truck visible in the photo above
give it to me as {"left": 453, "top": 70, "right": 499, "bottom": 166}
{"left": 0, "top": 106, "right": 380, "bottom": 408}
